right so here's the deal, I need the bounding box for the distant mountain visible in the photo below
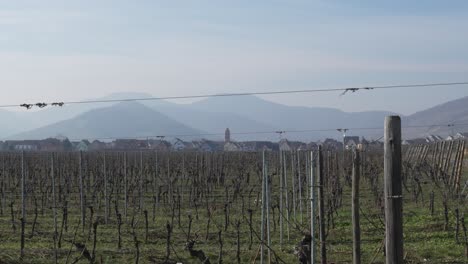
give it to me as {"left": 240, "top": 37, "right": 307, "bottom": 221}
{"left": 4, "top": 92, "right": 468, "bottom": 141}
{"left": 189, "top": 96, "right": 395, "bottom": 140}
{"left": 403, "top": 96, "right": 468, "bottom": 138}
{"left": 11, "top": 102, "right": 204, "bottom": 140}
{"left": 141, "top": 101, "right": 278, "bottom": 141}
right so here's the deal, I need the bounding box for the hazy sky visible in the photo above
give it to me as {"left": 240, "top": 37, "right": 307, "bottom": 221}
{"left": 1, "top": 0, "right": 468, "bottom": 115}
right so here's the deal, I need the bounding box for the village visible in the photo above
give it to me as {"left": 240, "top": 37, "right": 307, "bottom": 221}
{"left": 2, "top": 128, "right": 467, "bottom": 152}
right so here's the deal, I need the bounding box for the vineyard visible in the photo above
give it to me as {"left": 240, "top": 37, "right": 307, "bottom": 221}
{"left": 0, "top": 139, "right": 467, "bottom": 263}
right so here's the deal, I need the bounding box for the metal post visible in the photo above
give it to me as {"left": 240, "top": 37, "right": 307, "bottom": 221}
{"left": 298, "top": 151, "right": 303, "bottom": 224}
{"left": 283, "top": 151, "right": 290, "bottom": 241}
{"left": 310, "top": 151, "right": 316, "bottom": 264}
{"left": 265, "top": 153, "right": 271, "bottom": 263}
{"left": 384, "top": 116, "right": 404, "bottom": 264}
{"left": 124, "top": 152, "right": 128, "bottom": 219}
{"left": 260, "top": 151, "right": 266, "bottom": 264}
{"left": 51, "top": 153, "right": 58, "bottom": 264}
{"left": 317, "top": 146, "right": 326, "bottom": 264}
{"left": 279, "top": 150, "right": 283, "bottom": 249}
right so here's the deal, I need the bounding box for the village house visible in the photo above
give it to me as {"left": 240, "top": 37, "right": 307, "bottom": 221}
{"left": 344, "top": 136, "right": 360, "bottom": 150}
{"left": 425, "top": 134, "right": 443, "bottom": 143}
{"left": 111, "top": 139, "right": 148, "bottom": 150}
{"left": 170, "top": 138, "right": 193, "bottom": 151}
{"left": 402, "top": 138, "right": 427, "bottom": 145}
{"left": 279, "top": 139, "right": 307, "bottom": 151}
{"left": 224, "top": 141, "right": 242, "bottom": 151}
{"left": 245, "top": 141, "right": 279, "bottom": 151}
{"left": 88, "top": 140, "right": 108, "bottom": 151}
{"left": 40, "top": 138, "right": 69, "bottom": 151}
{"left": 192, "top": 139, "right": 223, "bottom": 152}
{"left": 454, "top": 132, "right": 468, "bottom": 140}
{"left": 147, "top": 139, "right": 171, "bottom": 151}
{"left": 3, "top": 138, "right": 67, "bottom": 151}
{"left": 7, "top": 140, "right": 40, "bottom": 151}
{"left": 322, "top": 138, "right": 342, "bottom": 151}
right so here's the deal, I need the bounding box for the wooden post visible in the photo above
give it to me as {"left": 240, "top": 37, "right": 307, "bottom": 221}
{"left": 352, "top": 149, "right": 361, "bottom": 264}
{"left": 124, "top": 152, "right": 128, "bottom": 219}
{"left": 1, "top": 155, "right": 5, "bottom": 216}
{"left": 21, "top": 151, "right": 25, "bottom": 221}
{"left": 140, "top": 151, "right": 144, "bottom": 210}
{"left": 384, "top": 116, "right": 404, "bottom": 264}
{"left": 317, "top": 146, "right": 327, "bottom": 264}
{"left": 103, "top": 152, "right": 108, "bottom": 224}
{"left": 79, "top": 151, "right": 85, "bottom": 231}
{"left": 21, "top": 151, "right": 26, "bottom": 259}
{"left": 298, "top": 151, "right": 303, "bottom": 224}
{"left": 292, "top": 151, "right": 297, "bottom": 221}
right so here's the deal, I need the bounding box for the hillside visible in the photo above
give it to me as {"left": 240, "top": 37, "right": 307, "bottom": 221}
{"left": 404, "top": 96, "right": 468, "bottom": 138}
{"left": 190, "top": 95, "right": 394, "bottom": 140}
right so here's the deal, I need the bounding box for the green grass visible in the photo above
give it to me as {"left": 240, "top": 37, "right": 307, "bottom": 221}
{"left": 0, "top": 172, "right": 467, "bottom": 263}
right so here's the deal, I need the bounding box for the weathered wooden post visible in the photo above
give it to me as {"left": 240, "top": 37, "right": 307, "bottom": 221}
{"left": 317, "top": 146, "right": 326, "bottom": 264}
{"left": 352, "top": 148, "right": 361, "bottom": 264}
{"left": 384, "top": 116, "right": 404, "bottom": 264}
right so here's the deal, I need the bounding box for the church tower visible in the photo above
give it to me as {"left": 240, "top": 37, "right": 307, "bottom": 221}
{"left": 225, "top": 128, "right": 231, "bottom": 143}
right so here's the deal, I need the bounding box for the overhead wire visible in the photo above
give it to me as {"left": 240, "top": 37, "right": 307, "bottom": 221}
{"left": 1, "top": 81, "right": 467, "bottom": 109}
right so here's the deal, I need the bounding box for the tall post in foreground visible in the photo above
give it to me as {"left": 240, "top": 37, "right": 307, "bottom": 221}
{"left": 384, "top": 116, "right": 404, "bottom": 264}
{"left": 352, "top": 149, "right": 361, "bottom": 264}
{"left": 317, "top": 146, "right": 327, "bottom": 264}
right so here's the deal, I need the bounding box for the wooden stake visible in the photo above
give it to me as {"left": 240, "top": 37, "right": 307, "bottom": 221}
{"left": 352, "top": 149, "right": 361, "bottom": 264}
{"left": 384, "top": 116, "right": 404, "bottom": 264}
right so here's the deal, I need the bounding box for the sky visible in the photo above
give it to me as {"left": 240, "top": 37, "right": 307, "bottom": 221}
{"left": 1, "top": 0, "right": 468, "bottom": 115}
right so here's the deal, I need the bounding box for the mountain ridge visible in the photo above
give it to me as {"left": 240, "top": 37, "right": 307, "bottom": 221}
{"left": 4, "top": 93, "right": 468, "bottom": 141}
